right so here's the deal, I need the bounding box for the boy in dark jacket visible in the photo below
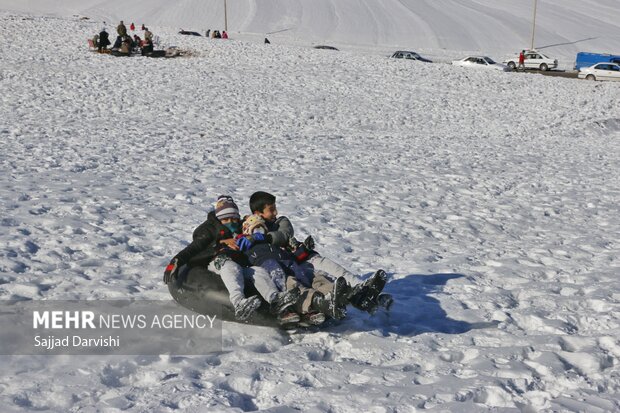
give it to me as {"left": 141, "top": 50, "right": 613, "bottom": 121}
{"left": 163, "top": 196, "right": 299, "bottom": 321}
{"left": 247, "top": 191, "right": 393, "bottom": 314}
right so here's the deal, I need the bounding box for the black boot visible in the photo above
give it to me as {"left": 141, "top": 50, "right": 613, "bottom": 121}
{"left": 270, "top": 287, "right": 301, "bottom": 315}
{"left": 233, "top": 296, "right": 262, "bottom": 321}
{"left": 311, "top": 277, "right": 348, "bottom": 320}
{"left": 348, "top": 270, "right": 387, "bottom": 313}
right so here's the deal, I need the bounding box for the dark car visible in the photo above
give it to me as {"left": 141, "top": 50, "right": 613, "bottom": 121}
{"left": 179, "top": 30, "right": 202, "bottom": 36}
{"left": 391, "top": 50, "right": 432, "bottom": 63}
{"left": 314, "top": 45, "right": 339, "bottom": 51}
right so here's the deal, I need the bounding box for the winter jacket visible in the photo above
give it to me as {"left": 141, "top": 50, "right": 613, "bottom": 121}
{"left": 246, "top": 242, "right": 295, "bottom": 267}
{"left": 99, "top": 31, "right": 110, "bottom": 48}
{"left": 117, "top": 23, "right": 127, "bottom": 37}
{"left": 244, "top": 242, "right": 310, "bottom": 286}
{"left": 265, "top": 216, "right": 294, "bottom": 247}
{"left": 175, "top": 211, "right": 250, "bottom": 268}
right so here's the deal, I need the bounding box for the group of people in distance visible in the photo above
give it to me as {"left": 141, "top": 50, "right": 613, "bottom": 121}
{"left": 163, "top": 192, "right": 393, "bottom": 328}
{"left": 92, "top": 20, "right": 154, "bottom": 55}
{"left": 205, "top": 29, "right": 228, "bottom": 39}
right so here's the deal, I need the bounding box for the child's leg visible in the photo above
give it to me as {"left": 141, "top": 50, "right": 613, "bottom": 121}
{"left": 281, "top": 271, "right": 316, "bottom": 314}
{"left": 250, "top": 260, "right": 302, "bottom": 320}
{"left": 259, "top": 258, "right": 288, "bottom": 293}
{"left": 306, "top": 254, "right": 361, "bottom": 286}
{"left": 207, "top": 258, "right": 245, "bottom": 307}
{"left": 244, "top": 265, "right": 278, "bottom": 302}
{"left": 311, "top": 270, "right": 335, "bottom": 296}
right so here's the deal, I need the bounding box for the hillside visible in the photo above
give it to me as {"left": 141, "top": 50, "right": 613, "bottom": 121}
{"left": 1, "top": 0, "right": 620, "bottom": 60}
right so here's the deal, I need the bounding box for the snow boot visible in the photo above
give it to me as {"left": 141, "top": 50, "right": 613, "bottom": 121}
{"left": 298, "top": 312, "right": 326, "bottom": 327}
{"left": 348, "top": 270, "right": 387, "bottom": 314}
{"left": 311, "top": 276, "right": 348, "bottom": 320}
{"left": 270, "top": 287, "right": 301, "bottom": 315}
{"left": 277, "top": 310, "right": 301, "bottom": 327}
{"left": 234, "top": 296, "right": 262, "bottom": 321}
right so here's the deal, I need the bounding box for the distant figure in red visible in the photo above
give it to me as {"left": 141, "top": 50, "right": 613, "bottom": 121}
{"left": 222, "top": 31, "right": 228, "bottom": 39}
{"left": 518, "top": 50, "right": 525, "bottom": 71}
{"left": 130, "top": 22, "right": 135, "bottom": 31}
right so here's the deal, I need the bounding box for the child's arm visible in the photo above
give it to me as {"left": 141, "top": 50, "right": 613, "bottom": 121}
{"left": 173, "top": 219, "right": 218, "bottom": 264}
{"left": 267, "top": 216, "right": 294, "bottom": 247}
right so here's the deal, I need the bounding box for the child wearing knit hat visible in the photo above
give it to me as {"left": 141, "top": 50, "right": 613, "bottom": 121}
{"left": 163, "top": 195, "right": 300, "bottom": 322}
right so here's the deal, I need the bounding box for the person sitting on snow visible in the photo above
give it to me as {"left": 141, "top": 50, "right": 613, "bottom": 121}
{"left": 141, "top": 38, "right": 153, "bottom": 55}
{"left": 112, "top": 35, "right": 123, "bottom": 50}
{"left": 119, "top": 36, "right": 132, "bottom": 55}
{"left": 132, "top": 34, "right": 142, "bottom": 49}
{"left": 237, "top": 214, "right": 348, "bottom": 326}
{"left": 144, "top": 28, "right": 153, "bottom": 43}
{"left": 163, "top": 196, "right": 300, "bottom": 322}
{"left": 248, "top": 191, "right": 393, "bottom": 314}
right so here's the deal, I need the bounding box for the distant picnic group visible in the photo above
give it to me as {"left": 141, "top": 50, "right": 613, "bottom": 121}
{"left": 204, "top": 29, "right": 228, "bottom": 39}
{"left": 92, "top": 20, "right": 154, "bottom": 56}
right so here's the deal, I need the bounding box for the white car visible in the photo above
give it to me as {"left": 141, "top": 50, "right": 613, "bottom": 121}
{"left": 503, "top": 50, "right": 558, "bottom": 71}
{"left": 578, "top": 63, "right": 620, "bottom": 81}
{"left": 451, "top": 56, "right": 508, "bottom": 71}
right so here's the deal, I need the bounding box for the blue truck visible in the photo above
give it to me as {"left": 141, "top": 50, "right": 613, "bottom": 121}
{"left": 574, "top": 52, "right": 620, "bottom": 70}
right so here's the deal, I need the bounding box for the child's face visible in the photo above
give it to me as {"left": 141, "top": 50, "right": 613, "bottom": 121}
{"left": 258, "top": 203, "right": 277, "bottom": 222}
{"left": 220, "top": 217, "right": 240, "bottom": 225}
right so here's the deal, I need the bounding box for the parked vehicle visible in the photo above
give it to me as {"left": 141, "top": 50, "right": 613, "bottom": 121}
{"left": 179, "top": 30, "right": 201, "bottom": 36}
{"left": 314, "top": 45, "right": 339, "bottom": 51}
{"left": 574, "top": 52, "right": 620, "bottom": 71}
{"left": 390, "top": 51, "right": 432, "bottom": 63}
{"left": 503, "top": 50, "right": 558, "bottom": 71}
{"left": 451, "top": 56, "right": 508, "bottom": 71}
{"left": 577, "top": 63, "right": 620, "bottom": 81}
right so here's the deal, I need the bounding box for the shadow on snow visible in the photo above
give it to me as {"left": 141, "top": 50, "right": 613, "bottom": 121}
{"left": 331, "top": 273, "right": 495, "bottom": 337}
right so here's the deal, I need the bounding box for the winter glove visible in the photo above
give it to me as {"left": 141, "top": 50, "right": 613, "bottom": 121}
{"left": 163, "top": 258, "right": 180, "bottom": 284}
{"left": 235, "top": 236, "right": 253, "bottom": 251}
{"left": 251, "top": 233, "right": 265, "bottom": 242}
{"left": 293, "top": 244, "right": 312, "bottom": 263}
{"left": 303, "top": 235, "right": 315, "bottom": 251}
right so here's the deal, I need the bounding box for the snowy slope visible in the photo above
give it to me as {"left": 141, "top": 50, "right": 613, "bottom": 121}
{"left": 1, "top": 4, "right": 620, "bottom": 413}
{"left": 1, "top": 0, "right": 620, "bottom": 61}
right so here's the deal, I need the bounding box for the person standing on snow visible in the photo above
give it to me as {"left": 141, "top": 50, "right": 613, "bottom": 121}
{"left": 130, "top": 22, "right": 135, "bottom": 31}
{"left": 117, "top": 20, "right": 127, "bottom": 37}
{"left": 518, "top": 50, "right": 526, "bottom": 71}
{"left": 98, "top": 28, "right": 110, "bottom": 52}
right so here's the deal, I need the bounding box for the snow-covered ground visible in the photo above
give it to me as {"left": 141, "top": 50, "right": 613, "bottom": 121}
{"left": 1, "top": 2, "right": 619, "bottom": 412}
